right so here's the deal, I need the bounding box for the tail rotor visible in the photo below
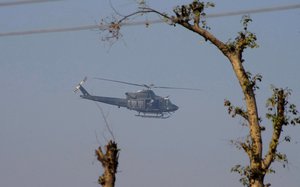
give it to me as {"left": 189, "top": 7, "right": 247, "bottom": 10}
{"left": 74, "top": 76, "right": 87, "bottom": 93}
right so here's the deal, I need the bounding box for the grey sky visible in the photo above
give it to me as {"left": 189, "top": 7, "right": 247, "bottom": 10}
{"left": 1, "top": 0, "right": 300, "bottom": 187}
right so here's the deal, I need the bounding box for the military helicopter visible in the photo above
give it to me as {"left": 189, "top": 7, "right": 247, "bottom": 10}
{"left": 74, "top": 77, "right": 201, "bottom": 119}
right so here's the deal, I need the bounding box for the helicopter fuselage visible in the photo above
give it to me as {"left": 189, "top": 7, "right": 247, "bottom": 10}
{"left": 78, "top": 86, "right": 178, "bottom": 116}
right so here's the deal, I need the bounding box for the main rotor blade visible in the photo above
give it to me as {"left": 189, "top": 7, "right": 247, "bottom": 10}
{"left": 94, "top": 77, "right": 202, "bottom": 91}
{"left": 153, "top": 86, "right": 202, "bottom": 91}
{"left": 94, "top": 77, "right": 148, "bottom": 88}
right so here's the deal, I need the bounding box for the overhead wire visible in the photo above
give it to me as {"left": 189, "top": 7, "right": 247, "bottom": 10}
{"left": 0, "top": 25, "right": 101, "bottom": 37}
{"left": 94, "top": 102, "right": 115, "bottom": 141}
{"left": 0, "top": 0, "right": 61, "bottom": 7}
{"left": 0, "top": 3, "right": 299, "bottom": 37}
{"left": 208, "top": 3, "right": 300, "bottom": 18}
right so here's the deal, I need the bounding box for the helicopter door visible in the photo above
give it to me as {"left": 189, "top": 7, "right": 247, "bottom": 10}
{"left": 128, "top": 100, "right": 136, "bottom": 109}
{"left": 137, "top": 100, "right": 145, "bottom": 109}
{"left": 145, "top": 99, "right": 152, "bottom": 108}
{"left": 128, "top": 100, "right": 145, "bottom": 110}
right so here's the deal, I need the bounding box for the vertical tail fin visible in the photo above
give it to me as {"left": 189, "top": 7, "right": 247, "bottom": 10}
{"left": 74, "top": 77, "right": 90, "bottom": 96}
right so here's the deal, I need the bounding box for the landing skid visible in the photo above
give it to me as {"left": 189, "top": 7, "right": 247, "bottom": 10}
{"left": 135, "top": 113, "right": 171, "bottom": 119}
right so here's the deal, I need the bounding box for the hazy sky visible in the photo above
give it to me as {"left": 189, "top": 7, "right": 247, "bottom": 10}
{"left": 1, "top": 0, "right": 300, "bottom": 187}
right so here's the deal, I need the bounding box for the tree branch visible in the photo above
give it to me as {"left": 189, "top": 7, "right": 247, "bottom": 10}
{"left": 105, "top": 5, "right": 230, "bottom": 57}
{"left": 175, "top": 21, "right": 229, "bottom": 56}
{"left": 241, "top": 142, "right": 253, "bottom": 158}
{"left": 224, "top": 99, "right": 249, "bottom": 122}
{"left": 262, "top": 89, "right": 285, "bottom": 170}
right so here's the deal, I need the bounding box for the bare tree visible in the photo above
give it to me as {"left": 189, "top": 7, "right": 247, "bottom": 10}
{"left": 95, "top": 140, "right": 119, "bottom": 187}
{"left": 100, "top": 1, "right": 300, "bottom": 187}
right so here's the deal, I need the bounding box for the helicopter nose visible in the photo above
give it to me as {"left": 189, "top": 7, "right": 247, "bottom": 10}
{"left": 173, "top": 104, "right": 179, "bottom": 111}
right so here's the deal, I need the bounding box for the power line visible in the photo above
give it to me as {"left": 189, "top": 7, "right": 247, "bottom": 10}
{"left": 0, "top": 0, "right": 61, "bottom": 7}
{"left": 208, "top": 3, "right": 300, "bottom": 18}
{"left": 0, "top": 25, "right": 100, "bottom": 37}
{"left": 0, "top": 3, "right": 299, "bottom": 37}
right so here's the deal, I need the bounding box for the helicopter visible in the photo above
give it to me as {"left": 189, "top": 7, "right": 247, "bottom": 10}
{"left": 74, "top": 77, "right": 201, "bottom": 119}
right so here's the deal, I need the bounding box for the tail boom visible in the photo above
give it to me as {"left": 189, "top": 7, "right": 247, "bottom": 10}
{"left": 81, "top": 95, "right": 127, "bottom": 108}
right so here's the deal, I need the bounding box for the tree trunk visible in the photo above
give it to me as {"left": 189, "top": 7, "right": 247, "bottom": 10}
{"left": 95, "top": 140, "right": 119, "bottom": 187}
{"left": 251, "top": 179, "right": 264, "bottom": 187}
{"left": 229, "top": 55, "right": 265, "bottom": 187}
